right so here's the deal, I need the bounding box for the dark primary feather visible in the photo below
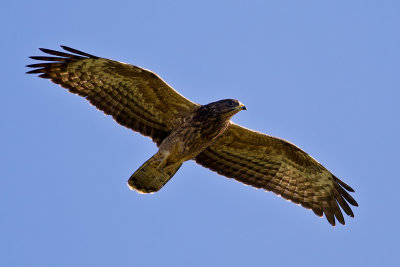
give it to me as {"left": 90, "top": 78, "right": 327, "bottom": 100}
{"left": 27, "top": 45, "right": 198, "bottom": 145}
{"left": 60, "top": 45, "right": 98, "bottom": 58}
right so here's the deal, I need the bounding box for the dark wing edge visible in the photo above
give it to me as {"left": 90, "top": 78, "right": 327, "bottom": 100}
{"left": 195, "top": 123, "right": 358, "bottom": 226}
{"left": 27, "top": 46, "right": 198, "bottom": 145}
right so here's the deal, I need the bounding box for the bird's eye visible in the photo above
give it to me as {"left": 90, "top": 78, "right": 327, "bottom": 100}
{"left": 228, "top": 100, "right": 235, "bottom": 106}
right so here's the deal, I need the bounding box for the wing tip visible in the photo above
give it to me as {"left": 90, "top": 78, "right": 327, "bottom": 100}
{"left": 38, "top": 47, "right": 53, "bottom": 54}
{"left": 26, "top": 68, "right": 44, "bottom": 74}
{"left": 60, "top": 45, "right": 98, "bottom": 58}
{"left": 334, "top": 175, "right": 355, "bottom": 192}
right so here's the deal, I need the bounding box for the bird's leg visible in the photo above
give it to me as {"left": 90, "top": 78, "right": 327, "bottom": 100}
{"left": 152, "top": 151, "right": 170, "bottom": 171}
{"left": 155, "top": 159, "right": 168, "bottom": 171}
{"left": 163, "top": 162, "right": 182, "bottom": 173}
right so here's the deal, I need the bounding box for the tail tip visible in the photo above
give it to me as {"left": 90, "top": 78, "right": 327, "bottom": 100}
{"left": 127, "top": 180, "right": 157, "bottom": 194}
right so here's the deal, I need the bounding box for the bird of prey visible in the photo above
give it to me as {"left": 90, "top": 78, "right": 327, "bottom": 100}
{"left": 27, "top": 46, "right": 358, "bottom": 226}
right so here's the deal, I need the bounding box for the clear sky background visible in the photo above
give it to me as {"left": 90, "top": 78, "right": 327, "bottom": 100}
{"left": 1, "top": 1, "right": 399, "bottom": 266}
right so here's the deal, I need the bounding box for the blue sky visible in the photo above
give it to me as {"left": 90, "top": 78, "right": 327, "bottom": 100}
{"left": 1, "top": 1, "right": 399, "bottom": 266}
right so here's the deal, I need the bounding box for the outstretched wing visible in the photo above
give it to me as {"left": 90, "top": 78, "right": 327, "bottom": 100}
{"left": 195, "top": 123, "right": 358, "bottom": 226}
{"left": 27, "top": 46, "right": 198, "bottom": 145}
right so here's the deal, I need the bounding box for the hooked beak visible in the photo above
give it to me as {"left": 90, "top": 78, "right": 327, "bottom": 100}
{"left": 237, "top": 102, "right": 247, "bottom": 111}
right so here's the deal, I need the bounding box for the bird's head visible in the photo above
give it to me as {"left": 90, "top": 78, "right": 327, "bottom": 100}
{"left": 202, "top": 99, "right": 246, "bottom": 119}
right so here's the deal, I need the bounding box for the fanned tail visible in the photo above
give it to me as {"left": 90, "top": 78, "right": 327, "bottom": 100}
{"left": 127, "top": 155, "right": 182, "bottom": 193}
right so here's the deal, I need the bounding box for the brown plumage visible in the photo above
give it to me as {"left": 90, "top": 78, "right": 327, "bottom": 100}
{"left": 27, "top": 46, "right": 358, "bottom": 226}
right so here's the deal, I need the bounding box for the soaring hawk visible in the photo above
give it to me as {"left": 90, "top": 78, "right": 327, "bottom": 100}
{"left": 27, "top": 46, "right": 358, "bottom": 226}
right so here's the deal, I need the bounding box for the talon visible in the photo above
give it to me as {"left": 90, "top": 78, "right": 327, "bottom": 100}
{"left": 154, "top": 158, "right": 167, "bottom": 171}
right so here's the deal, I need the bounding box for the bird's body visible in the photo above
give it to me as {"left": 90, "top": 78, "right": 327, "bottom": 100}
{"left": 160, "top": 102, "right": 234, "bottom": 163}
{"left": 129, "top": 100, "right": 246, "bottom": 192}
{"left": 27, "top": 46, "right": 358, "bottom": 226}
